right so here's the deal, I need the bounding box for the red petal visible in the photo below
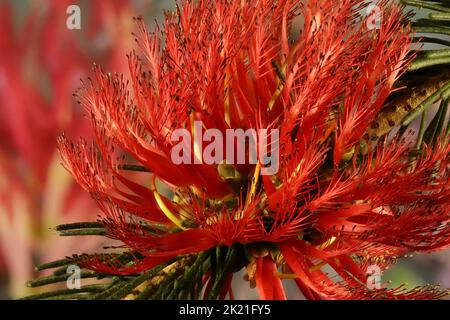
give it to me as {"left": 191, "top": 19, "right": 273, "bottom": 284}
{"left": 255, "top": 256, "right": 286, "bottom": 300}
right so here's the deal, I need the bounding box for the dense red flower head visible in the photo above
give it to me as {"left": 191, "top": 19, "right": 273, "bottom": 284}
{"left": 59, "top": 0, "right": 450, "bottom": 299}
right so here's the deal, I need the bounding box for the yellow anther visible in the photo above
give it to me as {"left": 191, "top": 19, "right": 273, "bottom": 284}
{"left": 274, "top": 272, "right": 298, "bottom": 280}
{"left": 190, "top": 113, "right": 203, "bottom": 164}
{"left": 316, "top": 236, "right": 337, "bottom": 250}
{"left": 151, "top": 179, "right": 186, "bottom": 230}
{"left": 308, "top": 261, "right": 328, "bottom": 273}
{"left": 248, "top": 162, "right": 261, "bottom": 200}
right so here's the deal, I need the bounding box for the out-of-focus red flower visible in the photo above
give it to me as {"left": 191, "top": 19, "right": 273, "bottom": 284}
{"left": 0, "top": 0, "right": 137, "bottom": 297}
{"left": 58, "top": 0, "right": 449, "bottom": 299}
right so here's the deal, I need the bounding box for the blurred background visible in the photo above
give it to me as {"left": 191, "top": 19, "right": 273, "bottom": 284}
{"left": 0, "top": 0, "right": 448, "bottom": 299}
{"left": 0, "top": 0, "right": 174, "bottom": 299}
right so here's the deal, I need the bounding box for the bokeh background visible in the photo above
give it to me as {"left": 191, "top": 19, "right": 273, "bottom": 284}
{"left": 0, "top": 0, "right": 448, "bottom": 299}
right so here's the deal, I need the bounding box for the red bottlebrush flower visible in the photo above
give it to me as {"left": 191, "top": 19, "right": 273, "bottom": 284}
{"left": 53, "top": 0, "right": 450, "bottom": 300}
{"left": 0, "top": 0, "right": 138, "bottom": 297}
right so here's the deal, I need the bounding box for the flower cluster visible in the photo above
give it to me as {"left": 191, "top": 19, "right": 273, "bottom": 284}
{"left": 57, "top": 0, "right": 449, "bottom": 299}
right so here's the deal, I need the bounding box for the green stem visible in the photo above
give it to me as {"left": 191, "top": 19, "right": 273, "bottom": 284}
{"left": 435, "top": 98, "right": 449, "bottom": 138}
{"left": 89, "top": 279, "right": 128, "bottom": 300}
{"left": 166, "top": 251, "right": 210, "bottom": 300}
{"left": 21, "top": 284, "right": 107, "bottom": 300}
{"left": 55, "top": 222, "right": 104, "bottom": 231}
{"left": 423, "top": 49, "right": 450, "bottom": 58}
{"left": 446, "top": 115, "right": 450, "bottom": 136}
{"left": 414, "top": 19, "right": 450, "bottom": 28}
{"left": 134, "top": 281, "right": 159, "bottom": 300}
{"left": 150, "top": 270, "right": 180, "bottom": 300}
{"left": 429, "top": 13, "right": 450, "bottom": 21}
{"left": 409, "top": 56, "right": 450, "bottom": 71}
{"left": 26, "top": 271, "right": 98, "bottom": 288}
{"left": 43, "top": 293, "right": 92, "bottom": 300}
{"left": 424, "top": 99, "right": 449, "bottom": 144}
{"left": 103, "top": 264, "right": 167, "bottom": 300}
{"left": 58, "top": 228, "right": 107, "bottom": 237}
{"left": 402, "top": 80, "right": 450, "bottom": 126}
{"left": 207, "top": 246, "right": 239, "bottom": 300}
{"left": 412, "top": 26, "right": 450, "bottom": 36}
{"left": 416, "top": 110, "right": 428, "bottom": 149}
{"left": 402, "top": 0, "right": 450, "bottom": 13}
{"left": 35, "top": 259, "right": 72, "bottom": 272}
{"left": 187, "top": 257, "right": 209, "bottom": 300}
{"left": 414, "top": 37, "right": 450, "bottom": 47}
